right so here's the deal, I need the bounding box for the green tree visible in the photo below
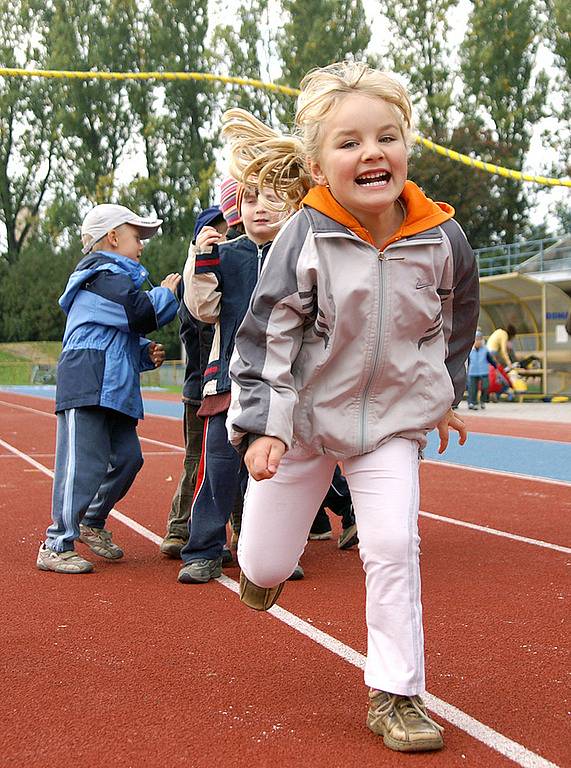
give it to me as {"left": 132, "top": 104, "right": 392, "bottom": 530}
{"left": 212, "top": 0, "right": 279, "bottom": 125}
{"left": 383, "top": 0, "right": 456, "bottom": 139}
{"left": 275, "top": 0, "right": 371, "bottom": 123}
{"left": 0, "top": 0, "right": 59, "bottom": 264}
{"left": 460, "top": 0, "right": 549, "bottom": 242}
{"left": 0, "top": 238, "right": 76, "bottom": 341}
{"left": 126, "top": 0, "right": 219, "bottom": 236}
{"left": 42, "top": 0, "right": 139, "bottom": 205}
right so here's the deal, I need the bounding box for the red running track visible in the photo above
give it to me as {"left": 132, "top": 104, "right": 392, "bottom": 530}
{"left": 0, "top": 392, "right": 569, "bottom": 768}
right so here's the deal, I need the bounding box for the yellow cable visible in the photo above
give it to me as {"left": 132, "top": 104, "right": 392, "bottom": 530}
{"left": 0, "top": 67, "right": 569, "bottom": 187}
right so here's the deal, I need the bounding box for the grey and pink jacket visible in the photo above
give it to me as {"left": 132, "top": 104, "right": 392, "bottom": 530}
{"left": 227, "top": 181, "right": 479, "bottom": 458}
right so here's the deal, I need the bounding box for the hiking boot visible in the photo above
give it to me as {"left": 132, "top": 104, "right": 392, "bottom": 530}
{"left": 287, "top": 562, "right": 304, "bottom": 580}
{"left": 36, "top": 543, "right": 94, "bottom": 574}
{"left": 239, "top": 571, "right": 284, "bottom": 610}
{"left": 160, "top": 535, "right": 187, "bottom": 559}
{"left": 338, "top": 523, "right": 358, "bottom": 550}
{"left": 79, "top": 525, "right": 124, "bottom": 560}
{"left": 367, "top": 690, "right": 444, "bottom": 752}
{"left": 177, "top": 556, "right": 223, "bottom": 584}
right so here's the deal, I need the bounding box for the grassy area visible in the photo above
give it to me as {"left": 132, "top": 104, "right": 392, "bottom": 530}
{"left": 0, "top": 342, "right": 61, "bottom": 385}
{"left": 0, "top": 341, "right": 62, "bottom": 363}
{"left": 0, "top": 343, "right": 184, "bottom": 388}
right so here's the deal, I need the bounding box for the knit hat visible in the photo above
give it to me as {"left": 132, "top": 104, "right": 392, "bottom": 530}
{"left": 219, "top": 176, "right": 242, "bottom": 226}
{"left": 193, "top": 205, "right": 225, "bottom": 241}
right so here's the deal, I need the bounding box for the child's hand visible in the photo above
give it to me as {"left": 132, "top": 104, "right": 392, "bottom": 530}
{"left": 161, "top": 273, "right": 181, "bottom": 295}
{"left": 245, "top": 436, "right": 286, "bottom": 481}
{"left": 436, "top": 408, "right": 467, "bottom": 454}
{"left": 196, "top": 226, "right": 225, "bottom": 251}
{"left": 148, "top": 341, "right": 166, "bottom": 368}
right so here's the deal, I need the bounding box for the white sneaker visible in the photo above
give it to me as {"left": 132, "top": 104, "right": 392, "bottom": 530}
{"left": 79, "top": 525, "right": 124, "bottom": 560}
{"left": 36, "top": 543, "right": 94, "bottom": 574}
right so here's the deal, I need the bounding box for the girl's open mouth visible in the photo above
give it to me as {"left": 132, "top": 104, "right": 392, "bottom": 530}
{"left": 355, "top": 171, "right": 391, "bottom": 186}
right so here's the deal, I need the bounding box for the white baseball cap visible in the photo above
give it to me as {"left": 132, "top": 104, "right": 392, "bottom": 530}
{"left": 81, "top": 204, "right": 163, "bottom": 255}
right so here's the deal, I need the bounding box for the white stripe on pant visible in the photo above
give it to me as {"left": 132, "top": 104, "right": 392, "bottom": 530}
{"left": 238, "top": 437, "right": 425, "bottom": 695}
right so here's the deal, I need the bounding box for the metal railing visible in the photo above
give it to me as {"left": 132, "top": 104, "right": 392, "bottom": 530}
{"left": 474, "top": 235, "right": 571, "bottom": 277}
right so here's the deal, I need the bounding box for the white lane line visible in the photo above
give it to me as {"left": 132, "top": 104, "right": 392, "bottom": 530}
{"left": 424, "top": 459, "right": 571, "bottom": 487}
{"left": 419, "top": 511, "right": 571, "bottom": 554}
{"left": 2, "top": 437, "right": 559, "bottom": 768}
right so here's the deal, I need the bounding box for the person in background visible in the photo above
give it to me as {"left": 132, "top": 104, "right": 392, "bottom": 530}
{"left": 37, "top": 204, "right": 180, "bottom": 574}
{"left": 467, "top": 330, "right": 502, "bottom": 410}
{"left": 219, "top": 176, "right": 246, "bottom": 239}
{"left": 160, "top": 206, "right": 227, "bottom": 558}
{"left": 486, "top": 324, "right": 517, "bottom": 367}
{"left": 177, "top": 184, "right": 291, "bottom": 585}
{"left": 308, "top": 466, "right": 358, "bottom": 549}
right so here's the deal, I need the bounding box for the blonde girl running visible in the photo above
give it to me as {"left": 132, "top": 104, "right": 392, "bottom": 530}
{"left": 222, "top": 61, "right": 479, "bottom": 753}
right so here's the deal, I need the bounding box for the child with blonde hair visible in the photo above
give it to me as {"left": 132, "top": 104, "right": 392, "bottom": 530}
{"left": 222, "top": 61, "right": 479, "bottom": 752}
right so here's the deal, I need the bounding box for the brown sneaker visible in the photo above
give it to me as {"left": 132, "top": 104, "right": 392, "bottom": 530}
{"left": 367, "top": 690, "right": 444, "bottom": 752}
{"left": 239, "top": 571, "right": 284, "bottom": 611}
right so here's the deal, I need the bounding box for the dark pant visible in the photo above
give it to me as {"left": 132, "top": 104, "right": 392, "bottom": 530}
{"left": 468, "top": 374, "right": 489, "bottom": 406}
{"left": 47, "top": 406, "right": 143, "bottom": 552}
{"left": 165, "top": 402, "right": 204, "bottom": 539}
{"left": 181, "top": 410, "right": 247, "bottom": 563}
{"left": 310, "top": 465, "right": 355, "bottom": 534}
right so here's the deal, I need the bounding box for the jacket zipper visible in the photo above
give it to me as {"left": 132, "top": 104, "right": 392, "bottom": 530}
{"left": 358, "top": 250, "right": 388, "bottom": 452}
{"left": 257, "top": 245, "right": 264, "bottom": 278}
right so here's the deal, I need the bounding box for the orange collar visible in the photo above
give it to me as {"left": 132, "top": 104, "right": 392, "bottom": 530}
{"left": 301, "top": 181, "right": 454, "bottom": 249}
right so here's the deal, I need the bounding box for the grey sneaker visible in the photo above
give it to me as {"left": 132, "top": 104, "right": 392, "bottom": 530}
{"left": 79, "top": 525, "right": 124, "bottom": 560}
{"left": 160, "top": 535, "right": 187, "bottom": 559}
{"left": 287, "top": 562, "right": 304, "bottom": 581}
{"left": 177, "top": 557, "right": 223, "bottom": 584}
{"left": 338, "top": 523, "right": 358, "bottom": 550}
{"left": 367, "top": 690, "right": 444, "bottom": 752}
{"left": 36, "top": 543, "right": 94, "bottom": 574}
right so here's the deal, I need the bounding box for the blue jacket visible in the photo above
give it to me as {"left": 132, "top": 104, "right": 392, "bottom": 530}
{"left": 468, "top": 345, "right": 497, "bottom": 377}
{"left": 55, "top": 250, "right": 178, "bottom": 419}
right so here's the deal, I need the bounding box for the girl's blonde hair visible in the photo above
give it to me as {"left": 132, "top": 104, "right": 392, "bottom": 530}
{"left": 221, "top": 61, "right": 413, "bottom": 211}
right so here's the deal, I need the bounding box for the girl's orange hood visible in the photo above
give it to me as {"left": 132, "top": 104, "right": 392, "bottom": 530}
{"left": 301, "top": 181, "right": 454, "bottom": 249}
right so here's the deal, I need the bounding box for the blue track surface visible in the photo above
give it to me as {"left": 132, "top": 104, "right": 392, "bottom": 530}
{"left": 2, "top": 386, "right": 570, "bottom": 483}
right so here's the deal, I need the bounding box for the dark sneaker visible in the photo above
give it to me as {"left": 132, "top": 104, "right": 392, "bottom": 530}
{"left": 222, "top": 546, "right": 233, "bottom": 565}
{"left": 177, "top": 557, "right": 223, "bottom": 584}
{"left": 160, "top": 535, "right": 187, "bottom": 559}
{"left": 287, "top": 562, "right": 304, "bottom": 580}
{"left": 308, "top": 530, "right": 332, "bottom": 540}
{"left": 309, "top": 507, "right": 332, "bottom": 540}
{"left": 79, "top": 525, "right": 124, "bottom": 560}
{"left": 480, "top": 402, "right": 486, "bottom": 409}
{"left": 367, "top": 690, "right": 444, "bottom": 752}
{"left": 36, "top": 543, "right": 94, "bottom": 574}
{"left": 338, "top": 523, "right": 358, "bottom": 550}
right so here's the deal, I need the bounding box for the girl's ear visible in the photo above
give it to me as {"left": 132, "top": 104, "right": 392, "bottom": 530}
{"left": 308, "top": 158, "right": 328, "bottom": 187}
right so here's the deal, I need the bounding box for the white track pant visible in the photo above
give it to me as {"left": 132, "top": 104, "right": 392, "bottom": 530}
{"left": 238, "top": 437, "right": 424, "bottom": 695}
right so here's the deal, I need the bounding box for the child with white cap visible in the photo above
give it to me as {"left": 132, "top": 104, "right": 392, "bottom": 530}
{"left": 37, "top": 204, "right": 181, "bottom": 574}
